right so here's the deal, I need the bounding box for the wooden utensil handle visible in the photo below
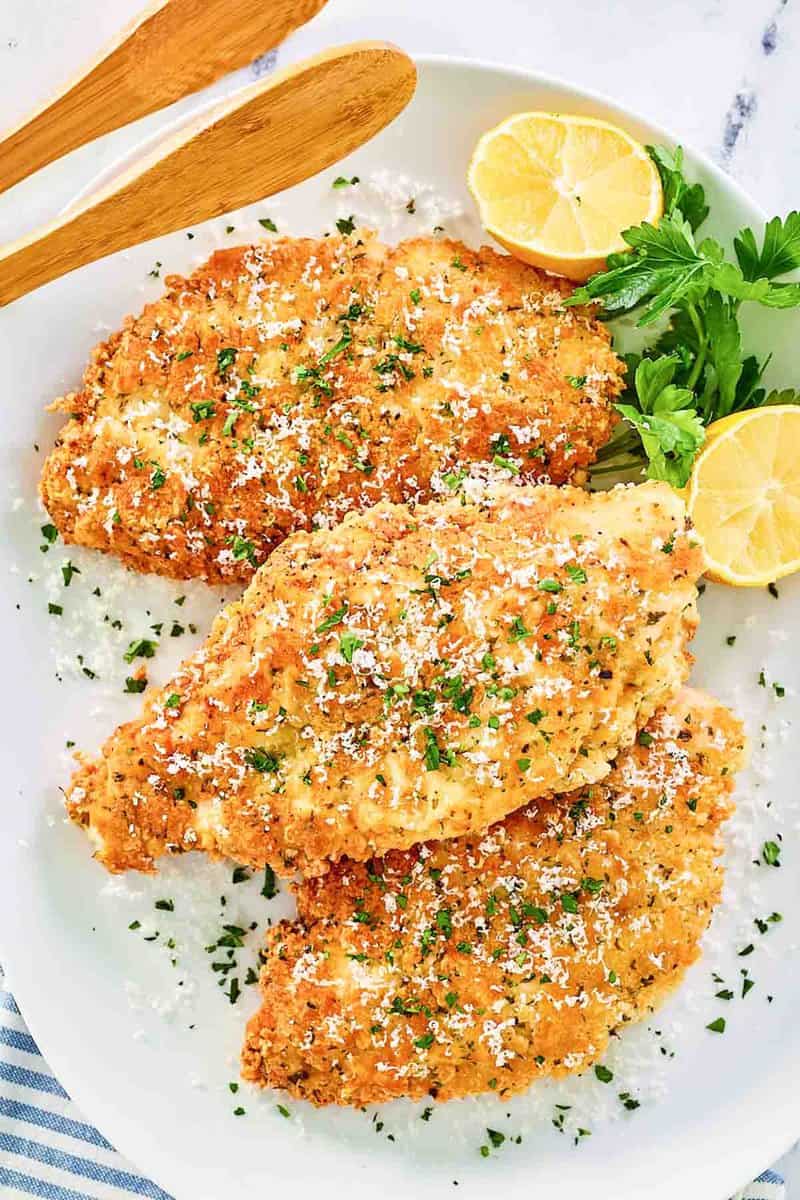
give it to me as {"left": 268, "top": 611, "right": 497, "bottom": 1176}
{"left": 0, "top": 0, "right": 328, "bottom": 193}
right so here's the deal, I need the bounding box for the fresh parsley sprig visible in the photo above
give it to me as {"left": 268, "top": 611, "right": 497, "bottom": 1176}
{"left": 569, "top": 145, "right": 800, "bottom": 486}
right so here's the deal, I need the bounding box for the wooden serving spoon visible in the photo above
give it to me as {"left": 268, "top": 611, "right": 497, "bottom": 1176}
{"left": 0, "top": 42, "right": 417, "bottom": 307}
{"left": 0, "top": 0, "right": 329, "bottom": 194}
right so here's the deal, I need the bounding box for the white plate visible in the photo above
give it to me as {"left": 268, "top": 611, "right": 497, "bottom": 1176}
{"left": 0, "top": 56, "right": 798, "bottom": 1200}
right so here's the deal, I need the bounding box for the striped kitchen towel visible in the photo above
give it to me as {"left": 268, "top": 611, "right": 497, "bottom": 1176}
{"left": 0, "top": 968, "right": 786, "bottom": 1200}
{"left": 0, "top": 968, "right": 171, "bottom": 1199}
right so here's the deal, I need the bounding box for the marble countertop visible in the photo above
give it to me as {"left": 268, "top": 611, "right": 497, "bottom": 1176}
{"left": 1, "top": 0, "right": 798, "bottom": 1192}
{"left": 1, "top": 0, "right": 798, "bottom": 239}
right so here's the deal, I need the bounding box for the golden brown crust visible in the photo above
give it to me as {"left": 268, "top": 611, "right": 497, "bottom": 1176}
{"left": 40, "top": 233, "right": 623, "bottom": 583}
{"left": 66, "top": 481, "right": 703, "bottom": 875}
{"left": 240, "top": 690, "right": 746, "bottom": 1107}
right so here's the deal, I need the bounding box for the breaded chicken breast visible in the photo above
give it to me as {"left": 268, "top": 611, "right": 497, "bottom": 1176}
{"left": 67, "top": 481, "right": 703, "bottom": 875}
{"left": 241, "top": 690, "right": 746, "bottom": 1106}
{"left": 40, "top": 232, "right": 624, "bottom": 583}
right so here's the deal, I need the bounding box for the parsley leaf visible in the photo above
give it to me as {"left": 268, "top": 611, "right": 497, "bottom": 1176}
{"left": 339, "top": 633, "right": 364, "bottom": 663}
{"left": 615, "top": 356, "right": 705, "bottom": 487}
{"left": 647, "top": 145, "right": 709, "bottom": 231}
{"left": 571, "top": 213, "right": 711, "bottom": 326}
{"left": 734, "top": 212, "right": 800, "bottom": 280}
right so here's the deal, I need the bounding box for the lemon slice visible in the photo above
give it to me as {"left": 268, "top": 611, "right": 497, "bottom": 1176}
{"left": 467, "top": 112, "right": 663, "bottom": 281}
{"left": 686, "top": 406, "right": 800, "bottom": 586}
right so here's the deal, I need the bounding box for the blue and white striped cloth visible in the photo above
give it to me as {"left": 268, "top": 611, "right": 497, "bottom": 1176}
{"left": 0, "top": 968, "right": 785, "bottom": 1199}
{"left": 0, "top": 968, "right": 171, "bottom": 1199}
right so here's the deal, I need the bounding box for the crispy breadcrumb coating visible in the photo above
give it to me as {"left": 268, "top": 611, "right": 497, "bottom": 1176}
{"left": 40, "top": 233, "right": 623, "bottom": 583}
{"left": 241, "top": 689, "right": 746, "bottom": 1107}
{"left": 66, "top": 481, "right": 702, "bottom": 875}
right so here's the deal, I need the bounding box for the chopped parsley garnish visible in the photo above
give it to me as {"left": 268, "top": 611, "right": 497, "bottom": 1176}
{"left": 318, "top": 327, "right": 352, "bottom": 366}
{"left": 217, "top": 347, "right": 237, "bottom": 375}
{"left": 228, "top": 535, "right": 258, "bottom": 568}
{"left": 762, "top": 840, "right": 781, "bottom": 867}
{"left": 124, "top": 676, "right": 147, "bottom": 693}
{"left": 316, "top": 605, "right": 348, "bottom": 633}
{"left": 258, "top": 217, "right": 277, "bottom": 232}
{"left": 706, "top": 1017, "right": 726, "bottom": 1033}
{"left": 339, "top": 633, "right": 364, "bottom": 663}
{"left": 412, "top": 689, "right": 436, "bottom": 715}
{"left": 261, "top": 866, "right": 279, "bottom": 900}
{"left": 441, "top": 674, "right": 473, "bottom": 714}
{"left": 336, "top": 215, "right": 356, "bottom": 236}
{"left": 245, "top": 748, "right": 280, "bottom": 774}
{"left": 594, "top": 1064, "right": 613, "bottom": 1083}
{"left": 295, "top": 363, "right": 333, "bottom": 396}
{"left": 190, "top": 400, "right": 215, "bottom": 422}
{"left": 124, "top": 638, "right": 158, "bottom": 664}
{"left": 509, "top": 616, "right": 533, "bottom": 642}
{"left": 149, "top": 464, "right": 166, "bottom": 491}
{"left": 373, "top": 354, "right": 414, "bottom": 386}
{"left": 423, "top": 727, "right": 441, "bottom": 771}
{"left": 332, "top": 175, "right": 359, "bottom": 188}
{"left": 393, "top": 335, "right": 424, "bottom": 354}
{"left": 435, "top": 909, "right": 453, "bottom": 938}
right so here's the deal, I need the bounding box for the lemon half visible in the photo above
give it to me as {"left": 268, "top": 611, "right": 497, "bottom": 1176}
{"left": 686, "top": 406, "right": 800, "bottom": 586}
{"left": 468, "top": 111, "right": 663, "bottom": 281}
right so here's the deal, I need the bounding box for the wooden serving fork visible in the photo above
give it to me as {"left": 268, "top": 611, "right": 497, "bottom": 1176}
{"left": 0, "top": 43, "right": 417, "bottom": 306}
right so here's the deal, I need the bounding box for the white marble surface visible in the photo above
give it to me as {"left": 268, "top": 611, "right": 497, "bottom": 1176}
{"left": 1, "top": 0, "right": 798, "bottom": 1192}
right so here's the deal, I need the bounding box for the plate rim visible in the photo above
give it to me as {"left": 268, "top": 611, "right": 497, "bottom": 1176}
{"left": 1, "top": 50, "right": 793, "bottom": 1200}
